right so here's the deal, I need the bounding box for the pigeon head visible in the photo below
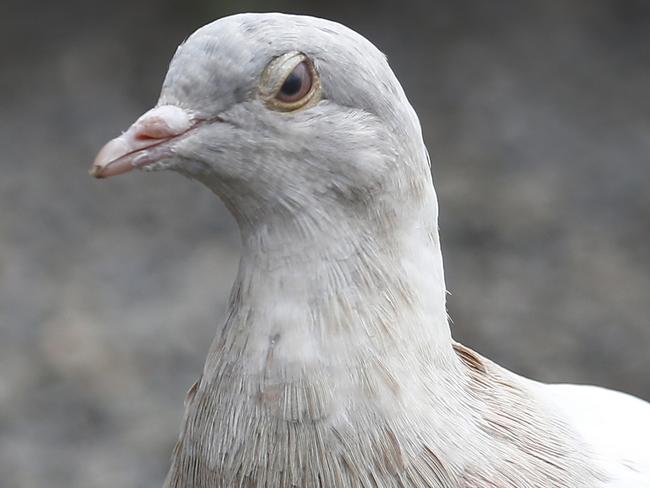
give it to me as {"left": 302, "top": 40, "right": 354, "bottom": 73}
{"left": 91, "top": 13, "right": 435, "bottom": 230}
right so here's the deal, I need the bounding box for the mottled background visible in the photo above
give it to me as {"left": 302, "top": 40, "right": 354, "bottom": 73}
{"left": 1, "top": 0, "right": 649, "bottom": 486}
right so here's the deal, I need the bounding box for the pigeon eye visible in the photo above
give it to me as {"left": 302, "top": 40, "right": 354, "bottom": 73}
{"left": 276, "top": 62, "right": 313, "bottom": 104}
{"left": 261, "top": 53, "right": 320, "bottom": 111}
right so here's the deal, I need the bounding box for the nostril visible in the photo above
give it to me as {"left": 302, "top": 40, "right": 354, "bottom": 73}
{"left": 134, "top": 116, "right": 175, "bottom": 140}
{"left": 135, "top": 132, "right": 163, "bottom": 141}
{"left": 132, "top": 106, "right": 193, "bottom": 141}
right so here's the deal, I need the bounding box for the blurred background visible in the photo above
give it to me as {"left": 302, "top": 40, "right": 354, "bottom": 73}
{"left": 1, "top": 0, "right": 649, "bottom": 486}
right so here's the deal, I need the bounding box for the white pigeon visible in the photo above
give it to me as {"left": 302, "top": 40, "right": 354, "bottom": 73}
{"left": 91, "top": 13, "right": 650, "bottom": 488}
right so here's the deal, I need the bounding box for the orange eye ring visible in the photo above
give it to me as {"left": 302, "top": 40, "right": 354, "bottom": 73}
{"left": 261, "top": 53, "right": 321, "bottom": 111}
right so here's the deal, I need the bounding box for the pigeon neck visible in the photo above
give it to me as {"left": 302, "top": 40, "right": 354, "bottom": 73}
{"left": 212, "top": 190, "right": 459, "bottom": 376}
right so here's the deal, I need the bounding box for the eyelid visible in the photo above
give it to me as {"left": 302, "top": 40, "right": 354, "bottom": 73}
{"left": 275, "top": 62, "right": 312, "bottom": 103}
{"left": 259, "top": 52, "right": 307, "bottom": 98}
{"left": 259, "top": 51, "right": 322, "bottom": 111}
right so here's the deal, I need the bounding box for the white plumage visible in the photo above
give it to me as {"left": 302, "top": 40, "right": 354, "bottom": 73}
{"left": 543, "top": 384, "right": 650, "bottom": 486}
{"left": 91, "top": 12, "right": 650, "bottom": 487}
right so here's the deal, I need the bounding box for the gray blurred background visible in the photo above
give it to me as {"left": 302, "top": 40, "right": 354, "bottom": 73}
{"left": 1, "top": 0, "right": 649, "bottom": 486}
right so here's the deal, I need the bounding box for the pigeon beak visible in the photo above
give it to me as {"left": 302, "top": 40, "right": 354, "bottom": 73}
{"left": 90, "top": 105, "right": 195, "bottom": 179}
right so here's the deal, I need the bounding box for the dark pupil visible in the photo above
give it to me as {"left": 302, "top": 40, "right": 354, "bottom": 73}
{"left": 280, "top": 72, "right": 303, "bottom": 96}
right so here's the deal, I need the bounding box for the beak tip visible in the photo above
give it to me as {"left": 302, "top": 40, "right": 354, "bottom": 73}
{"left": 89, "top": 165, "right": 104, "bottom": 179}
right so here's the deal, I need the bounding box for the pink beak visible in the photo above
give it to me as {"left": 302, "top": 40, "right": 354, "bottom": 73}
{"left": 90, "top": 105, "right": 194, "bottom": 179}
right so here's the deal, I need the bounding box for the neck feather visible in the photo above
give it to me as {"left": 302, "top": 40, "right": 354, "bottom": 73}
{"left": 206, "top": 183, "right": 459, "bottom": 382}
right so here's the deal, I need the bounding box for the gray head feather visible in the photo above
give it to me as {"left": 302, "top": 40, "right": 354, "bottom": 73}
{"left": 157, "top": 13, "right": 435, "bottom": 230}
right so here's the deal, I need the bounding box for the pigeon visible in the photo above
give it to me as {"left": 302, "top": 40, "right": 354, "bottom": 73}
{"left": 90, "top": 12, "right": 650, "bottom": 488}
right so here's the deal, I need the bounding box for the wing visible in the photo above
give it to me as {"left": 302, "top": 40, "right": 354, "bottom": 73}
{"left": 543, "top": 383, "right": 650, "bottom": 487}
